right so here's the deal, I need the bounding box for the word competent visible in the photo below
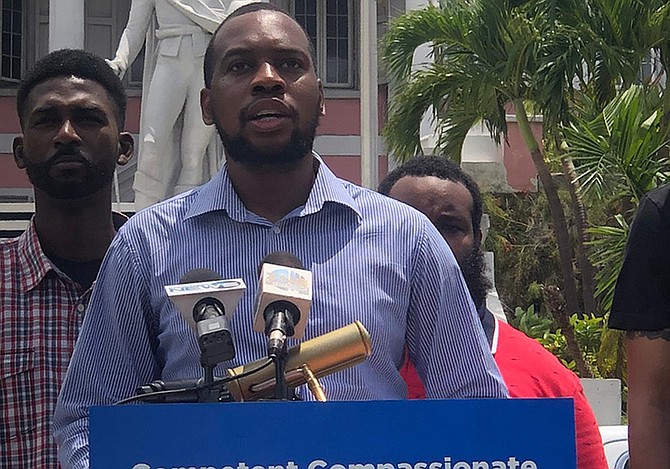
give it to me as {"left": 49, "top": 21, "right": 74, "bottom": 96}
{"left": 134, "top": 456, "right": 541, "bottom": 469}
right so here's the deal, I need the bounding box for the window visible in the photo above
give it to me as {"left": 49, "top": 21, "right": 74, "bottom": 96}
{"left": 293, "top": 0, "right": 354, "bottom": 88}
{"left": 0, "top": 0, "right": 139, "bottom": 88}
{"left": 1, "top": 0, "right": 22, "bottom": 81}
{"left": 0, "top": 0, "right": 47, "bottom": 86}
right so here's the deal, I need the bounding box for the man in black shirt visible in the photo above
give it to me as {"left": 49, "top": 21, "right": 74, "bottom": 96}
{"left": 610, "top": 184, "right": 670, "bottom": 468}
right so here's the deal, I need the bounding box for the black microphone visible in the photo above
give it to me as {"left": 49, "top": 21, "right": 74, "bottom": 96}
{"left": 179, "top": 269, "right": 236, "bottom": 367}
{"left": 253, "top": 252, "right": 312, "bottom": 360}
{"left": 134, "top": 377, "right": 233, "bottom": 403}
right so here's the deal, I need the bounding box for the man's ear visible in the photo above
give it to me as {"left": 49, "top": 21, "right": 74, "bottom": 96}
{"left": 318, "top": 79, "right": 326, "bottom": 117}
{"left": 117, "top": 132, "right": 134, "bottom": 166}
{"left": 201, "top": 88, "right": 214, "bottom": 125}
{"left": 12, "top": 136, "right": 26, "bottom": 169}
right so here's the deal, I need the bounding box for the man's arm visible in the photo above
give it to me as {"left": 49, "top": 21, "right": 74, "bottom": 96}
{"left": 608, "top": 188, "right": 670, "bottom": 467}
{"left": 107, "top": 0, "right": 156, "bottom": 76}
{"left": 406, "top": 220, "right": 507, "bottom": 398}
{"left": 626, "top": 329, "right": 670, "bottom": 468}
{"left": 54, "top": 230, "right": 160, "bottom": 469}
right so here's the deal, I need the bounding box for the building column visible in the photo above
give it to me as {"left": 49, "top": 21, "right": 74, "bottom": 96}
{"left": 49, "top": 0, "right": 85, "bottom": 51}
{"left": 360, "top": 1, "right": 378, "bottom": 190}
{"left": 405, "top": 0, "right": 436, "bottom": 156}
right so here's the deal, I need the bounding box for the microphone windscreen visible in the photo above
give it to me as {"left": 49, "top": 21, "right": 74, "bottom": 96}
{"left": 180, "top": 269, "right": 222, "bottom": 284}
{"left": 258, "top": 251, "right": 304, "bottom": 276}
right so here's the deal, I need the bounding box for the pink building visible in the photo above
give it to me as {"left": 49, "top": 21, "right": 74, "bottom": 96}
{"left": 0, "top": 0, "right": 536, "bottom": 203}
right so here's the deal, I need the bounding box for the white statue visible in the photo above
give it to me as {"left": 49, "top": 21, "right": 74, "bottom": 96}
{"left": 108, "top": 0, "right": 262, "bottom": 209}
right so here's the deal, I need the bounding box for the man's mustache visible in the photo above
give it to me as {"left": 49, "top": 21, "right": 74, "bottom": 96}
{"left": 47, "top": 146, "right": 87, "bottom": 165}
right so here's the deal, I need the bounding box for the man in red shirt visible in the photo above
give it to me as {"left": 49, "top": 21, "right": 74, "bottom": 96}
{"left": 379, "top": 155, "right": 607, "bottom": 469}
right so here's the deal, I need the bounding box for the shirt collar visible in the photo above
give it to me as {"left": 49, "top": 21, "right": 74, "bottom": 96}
{"left": 112, "top": 211, "right": 129, "bottom": 230}
{"left": 17, "top": 219, "right": 57, "bottom": 293}
{"left": 16, "top": 212, "right": 127, "bottom": 293}
{"left": 491, "top": 317, "right": 500, "bottom": 355}
{"left": 478, "top": 304, "right": 498, "bottom": 353}
{"left": 185, "top": 153, "right": 362, "bottom": 222}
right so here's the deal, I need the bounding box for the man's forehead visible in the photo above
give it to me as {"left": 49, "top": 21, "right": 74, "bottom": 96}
{"left": 27, "top": 76, "right": 110, "bottom": 109}
{"left": 216, "top": 9, "right": 311, "bottom": 55}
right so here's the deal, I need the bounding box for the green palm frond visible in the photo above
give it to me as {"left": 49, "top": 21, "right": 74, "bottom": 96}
{"left": 587, "top": 215, "right": 629, "bottom": 312}
{"left": 563, "top": 85, "right": 670, "bottom": 203}
{"left": 381, "top": 4, "right": 476, "bottom": 82}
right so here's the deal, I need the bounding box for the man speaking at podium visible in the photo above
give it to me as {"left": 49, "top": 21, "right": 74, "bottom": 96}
{"left": 54, "top": 4, "right": 507, "bottom": 467}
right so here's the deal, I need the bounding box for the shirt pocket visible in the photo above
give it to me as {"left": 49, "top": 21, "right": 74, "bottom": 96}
{"left": 0, "top": 349, "right": 36, "bottom": 441}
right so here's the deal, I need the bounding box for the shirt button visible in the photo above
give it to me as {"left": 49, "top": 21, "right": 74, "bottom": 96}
{"left": 272, "top": 226, "right": 281, "bottom": 234}
{"left": 76, "top": 304, "right": 85, "bottom": 313}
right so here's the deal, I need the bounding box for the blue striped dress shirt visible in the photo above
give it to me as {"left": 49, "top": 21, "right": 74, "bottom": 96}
{"left": 54, "top": 157, "right": 507, "bottom": 468}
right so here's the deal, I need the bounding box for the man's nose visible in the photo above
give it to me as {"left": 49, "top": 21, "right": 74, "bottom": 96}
{"left": 251, "top": 62, "right": 286, "bottom": 94}
{"left": 54, "top": 120, "right": 82, "bottom": 145}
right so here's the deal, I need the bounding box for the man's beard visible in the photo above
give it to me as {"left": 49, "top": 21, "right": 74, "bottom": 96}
{"left": 25, "top": 149, "right": 116, "bottom": 200}
{"left": 460, "top": 247, "right": 492, "bottom": 310}
{"left": 216, "top": 111, "right": 320, "bottom": 170}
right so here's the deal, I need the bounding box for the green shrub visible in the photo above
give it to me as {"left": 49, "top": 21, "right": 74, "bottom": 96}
{"left": 512, "top": 304, "right": 607, "bottom": 378}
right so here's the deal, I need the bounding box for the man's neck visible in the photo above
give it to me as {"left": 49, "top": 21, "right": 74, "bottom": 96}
{"left": 226, "top": 155, "right": 316, "bottom": 223}
{"left": 33, "top": 189, "right": 116, "bottom": 262}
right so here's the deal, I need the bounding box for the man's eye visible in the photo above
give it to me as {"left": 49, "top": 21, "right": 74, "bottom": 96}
{"left": 282, "top": 59, "right": 302, "bottom": 69}
{"left": 79, "top": 115, "right": 106, "bottom": 125}
{"left": 32, "top": 117, "right": 57, "bottom": 127}
{"left": 439, "top": 224, "right": 462, "bottom": 234}
{"left": 230, "top": 62, "right": 251, "bottom": 72}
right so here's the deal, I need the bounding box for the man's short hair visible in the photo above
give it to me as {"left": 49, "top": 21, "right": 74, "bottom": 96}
{"left": 378, "top": 155, "right": 484, "bottom": 234}
{"left": 16, "top": 49, "right": 127, "bottom": 127}
{"left": 203, "top": 2, "right": 318, "bottom": 88}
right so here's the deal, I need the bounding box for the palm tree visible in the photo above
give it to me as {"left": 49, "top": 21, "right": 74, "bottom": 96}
{"left": 382, "top": 0, "right": 670, "bottom": 317}
{"left": 563, "top": 85, "right": 670, "bottom": 309}
{"left": 382, "top": 0, "right": 583, "bottom": 315}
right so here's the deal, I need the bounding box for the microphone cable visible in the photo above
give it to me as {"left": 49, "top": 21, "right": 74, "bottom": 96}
{"left": 114, "top": 358, "right": 274, "bottom": 405}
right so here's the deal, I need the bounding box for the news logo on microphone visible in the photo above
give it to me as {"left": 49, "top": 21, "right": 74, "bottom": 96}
{"left": 165, "top": 275, "right": 247, "bottom": 333}
{"left": 253, "top": 263, "right": 312, "bottom": 340}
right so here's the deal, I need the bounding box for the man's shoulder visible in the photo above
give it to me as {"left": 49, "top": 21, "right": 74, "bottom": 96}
{"left": 0, "top": 234, "right": 21, "bottom": 250}
{"left": 341, "top": 178, "right": 430, "bottom": 222}
{"left": 0, "top": 229, "right": 30, "bottom": 262}
{"left": 641, "top": 183, "right": 670, "bottom": 218}
{"left": 0, "top": 231, "right": 40, "bottom": 290}
{"left": 0, "top": 236, "right": 21, "bottom": 275}
{"left": 120, "top": 191, "right": 196, "bottom": 235}
{"left": 495, "top": 321, "right": 581, "bottom": 395}
{"left": 646, "top": 183, "right": 670, "bottom": 203}
{"left": 497, "top": 321, "right": 565, "bottom": 367}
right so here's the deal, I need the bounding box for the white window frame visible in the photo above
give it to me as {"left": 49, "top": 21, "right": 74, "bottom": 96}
{"left": 0, "top": 0, "right": 24, "bottom": 82}
{"left": 0, "top": 0, "right": 45, "bottom": 84}
{"left": 292, "top": 0, "right": 355, "bottom": 89}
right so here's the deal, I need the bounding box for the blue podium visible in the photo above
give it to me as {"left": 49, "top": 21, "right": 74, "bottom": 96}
{"left": 90, "top": 398, "right": 576, "bottom": 469}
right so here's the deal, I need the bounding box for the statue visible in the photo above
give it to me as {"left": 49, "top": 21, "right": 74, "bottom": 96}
{"left": 108, "top": 0, "right": 263, "bottom": 209}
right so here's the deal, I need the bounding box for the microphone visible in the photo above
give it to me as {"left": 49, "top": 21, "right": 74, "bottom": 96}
{"left": 134, "top": 378, "right": 233, "bottom": 403}
{"left": 131, "top": 321, "right": 372, "bottom": 404}
{"left": 253, "top": 252, "right": 312, "bottom": 359}
{"left": 165, "top": 269, "right": 247, "bottom": 367}
{"left": 227, "top": 321, "right": 372, "bottom": 401}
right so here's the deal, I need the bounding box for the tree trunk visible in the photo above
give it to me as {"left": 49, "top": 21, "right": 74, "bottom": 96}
{"left": 542, "top": 285, "right": 593, "bottom": 378}
{"left": 561, "top": 155, "right": 598, "bottom": 314}
{"left": 513, "top": 99, "right": 581, "bottom": 316}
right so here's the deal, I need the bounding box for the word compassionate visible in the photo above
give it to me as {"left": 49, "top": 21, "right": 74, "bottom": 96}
{"left": 134, "top": 456, "right": 541, "bottom": 469}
